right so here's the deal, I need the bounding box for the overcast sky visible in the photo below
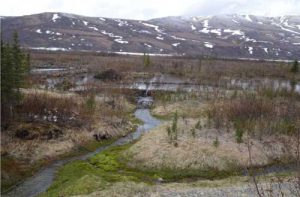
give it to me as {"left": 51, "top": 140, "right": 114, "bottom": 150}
{"left": 1, "top": 0, "right": 300, "bottom": 19}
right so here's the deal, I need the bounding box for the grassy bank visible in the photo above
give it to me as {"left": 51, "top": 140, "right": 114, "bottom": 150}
{"left": 40, "top": 141, "right": 247, "bottom": 197}
{"left": 1, "top": 138, "right": 116, "bottom": 193}
{"left": 39, "top": 139, "right": 297, "bottom": 197}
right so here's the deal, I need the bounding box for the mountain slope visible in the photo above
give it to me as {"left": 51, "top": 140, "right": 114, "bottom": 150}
{"left": 1, "top": 12, "right": 300, "bottom": 59}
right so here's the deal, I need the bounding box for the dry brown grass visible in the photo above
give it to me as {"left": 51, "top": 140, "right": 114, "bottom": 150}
{"left": 125, "top": 118, "right": 297, "bottom": 171}
{"left": 75, "top": 175, "right": 298, "bottom": 197}
{"left": 152, "top": 100, "right": 206, "bottom": 119}
{"left": 29, "top": 51, "right": 299, "bottom": 83}
{"left": 206, "top": 93, "right": 300, "bottom": 137}
{"left": 1, "top": 89, "right": 135, "bottom": 162}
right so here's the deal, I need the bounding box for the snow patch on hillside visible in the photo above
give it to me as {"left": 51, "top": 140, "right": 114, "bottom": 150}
{"left": 224, "top": 29, "right": 244, "bottom": 36}
{"left": 172, "top": 43, "right": 180, "bottom": 47}
{"left": 141, "top": 22, "right": 164, "bottom": 34}
{"left": 248, "top": 47, "right": 253, "bottom": 54}
{"left": 191, "top": 24, "right": 196, "bottom": 30}
{"left": 278, "top": 25, "right": 300, "bottom": 35}
{"left": 144, "top": 43, "right": 152, "bottom": 48}
{"left": 245, "top": 15, "right": 253, "bottom": 22}
{"left": 30, "top": 47, "right": 68, "bottom": 51}
{"left": 52, "top": 14, "right": 60, "bottom": 22}
{"left": 36, "top": 29, "right": 42, "bottom": 34}
{"left": 156, "top": 35, "right": 164, "bottom": 40}
{"left": 204, "top": 42, "right": 213, "bottom": 48}
{"left": 136, "top": 30, "right": 152, "bottom": 34}
{"left": 114, "top": 51, "right": 173, "bottom": 57}
{"left": 101, "top": 30, "right": 128, "bottom": 44}
{"left": 232, "top": 19, "right": 239, "bottom": 23}
{"left": 83, "top": 21, "right": 88, "bottom": 26}
{"left": 170, "top": 35, "right": 186, "bottom": 41}
{"left": 88, "top": 26, "right": 99, "bottom": 31}
{"left": 210, "top": 29, "right": 222, "bottom": 36}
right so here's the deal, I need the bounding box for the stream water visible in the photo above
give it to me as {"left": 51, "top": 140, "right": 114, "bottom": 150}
{"left": 3, "top": 98, "right": 160, "bottom": 197}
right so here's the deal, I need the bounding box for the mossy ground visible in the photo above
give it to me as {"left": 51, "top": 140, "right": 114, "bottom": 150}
{"left": 39, "top": 142, "right": 245, "bottom": 197}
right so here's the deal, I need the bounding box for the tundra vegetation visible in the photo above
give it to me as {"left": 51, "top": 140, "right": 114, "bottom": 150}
{"left": 1, "top": 46, "right": 300, "bottom": 196}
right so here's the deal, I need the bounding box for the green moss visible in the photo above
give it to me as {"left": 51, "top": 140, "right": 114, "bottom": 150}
{"left": 39, "top": 133, "right": 299, "bottom": 197}
{"left": 39, "top": 144, "right": 156, "bottom": 197}
{"left": 40, "top": 142, "right": 245, "bottom": 197}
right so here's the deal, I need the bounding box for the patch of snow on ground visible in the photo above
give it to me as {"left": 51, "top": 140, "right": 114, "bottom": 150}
{"left": 114, "top": 39, "right": 128, "bottom": 44}
{"left": 245, "top": 15, "right": 253, "bottom": 22}
{"left": 36, "top": 29, "right": 42, "bottom": 34}
{"left": 192, "top": 17, "right": 200, "bottom": 22}
{"left": 170, "top": 35, "right": 186, "bottom": 41}
{"left": 283, "top": 20, "right": 295, "bottom": 29}
{"left": 114, "top": 52, "right": 173, "bottom": 57}
{"left": 88, "top": 26, "right": 99, "bottom": 31}
{"left": 138, "top": 30, "right": 152, "bottom": 34}
{"left": 72, "top": 21, "right": 75, "bottom": 25}
{"left": 257, "top": 40, "right": 273, "bottom": 44}
{"left": 210, "top": 29, "right": 222, "bottom": 36}
{"left": 279, "top": 25, "right": 300, "bottom": 35}
{"left": 258, "top": 22, "right": 263, "bottom": 24}
{"left": 248, "top": 47, "right": 253, "bottom": 54}
{"left": 99, "top": 17, "right": 106, "bottom": 21}
{"left": 273, "top": 22, "right": 300, "bottom": 35}
{"left": 141, "top": 22, "right": 164, "bottom": 34}
{"left": 245, "top": 37, "right": 257, "bottom": 42}
{"left": 101, "top": 30, "right": 128, "bottom": 44}
{"left": 203, "top": 20, "right": 209, "bottom": 28}
{"left": 223, "top": 29, "right": 244, "bottom": 36}
{"left": 144, "top": 43, "right": 152, "bottom": 48}
{"left": 83, "top": 21, "right": 88, "bottom": 26}
{"left": 232, "top": 19, "right": 239, "bottom": 23}
{"left": 44, "top": 30, "right": 62, "bottom": 36}
{"left": 52, "top": 14, "right": 60, "bottom": 22}
{"left": 204, "top": 42, "right": 213, "bottom": 48}
{"left": 199, "top": 20, "right": 210, "bottom": 33}
{"left": 293, "top": 43, "right": 300, "bottom": 45}
{"left": 191, "top": 24, "right": 196, "bottom": 30}
{"left": 172, "top": 43, "right": 180, "bottom": 47}
{"left": 115, "top": 19, "right": 128, "bottom": 26}
{"left": 156, "top": 35, "right": 164, "bottom": 40}
{"left": 30, "top": 47, "right": 68, "bottom": 51}
{"left": 263, "top": 48, "right": 268, "bottom": 53}
{"left": 199, "top": 28, "right": 210, "bottom": 34}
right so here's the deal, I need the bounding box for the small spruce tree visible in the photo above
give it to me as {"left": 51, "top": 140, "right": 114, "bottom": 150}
{"left": 1, "top": 31, "right": 30, "bottom": 124}
{"left": 143, "top": 53, "right": 151, "bottom": 67}
{"left": 290, "top": 60, "right": 299, "bottom": 73}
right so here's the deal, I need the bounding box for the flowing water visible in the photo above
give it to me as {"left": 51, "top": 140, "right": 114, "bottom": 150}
{"left": 3, "top": 98, "right": 160, "bottom": 197}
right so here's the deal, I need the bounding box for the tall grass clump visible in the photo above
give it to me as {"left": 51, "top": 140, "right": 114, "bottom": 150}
{"left": 166, "top": 111, "right": 178, "bottom": 146}
{"left": 205, "top": 91, "right": 300, "bottom": 140}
